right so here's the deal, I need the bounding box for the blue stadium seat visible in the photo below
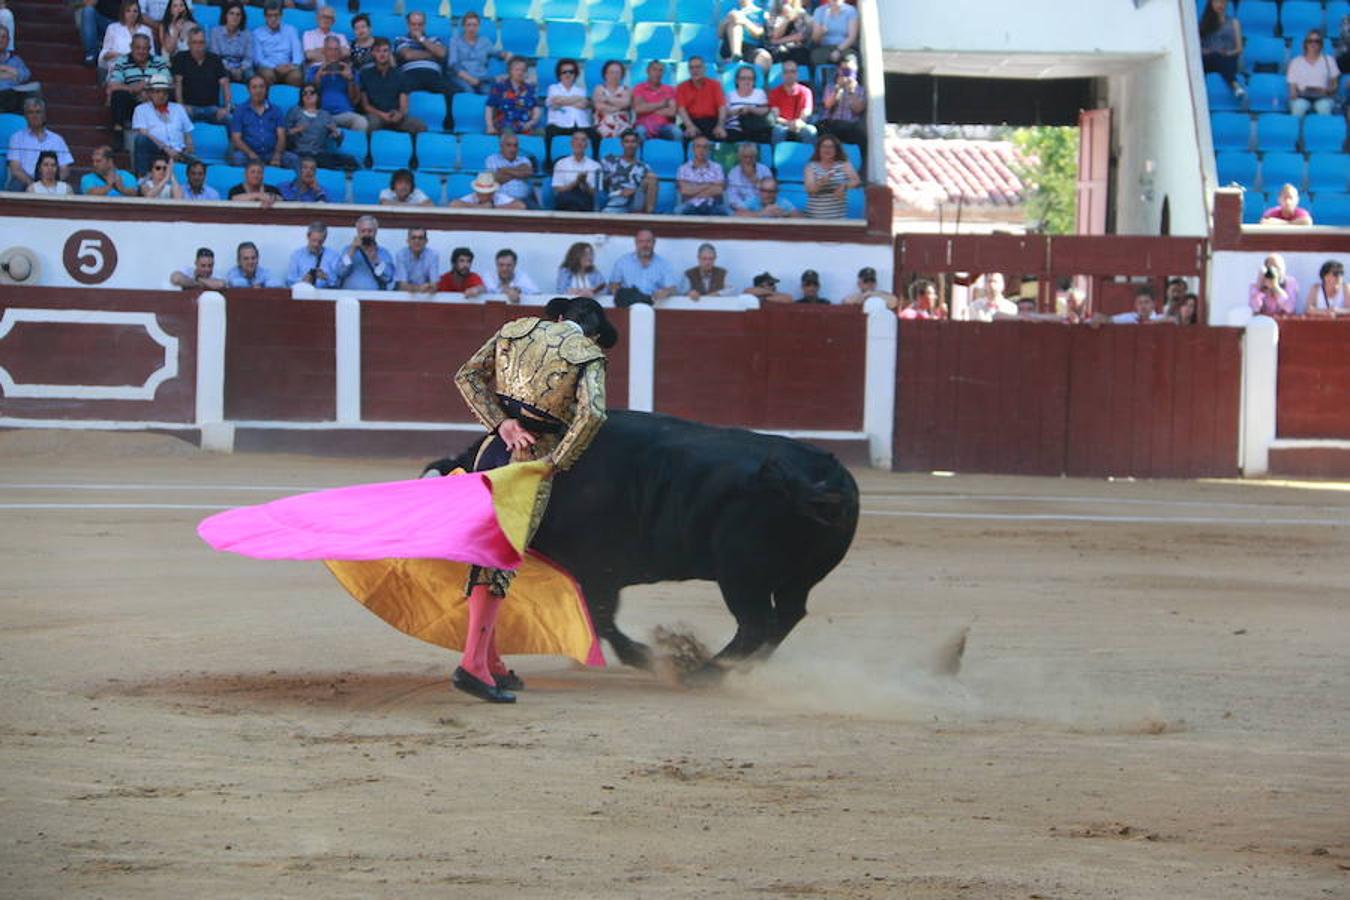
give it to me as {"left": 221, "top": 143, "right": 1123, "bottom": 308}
{"left": 264, "top": 164, "right": 294, "bottom": 187}
{"left": 773, "top": 141, "right": 814, "bottom": 181}
{"left": 314, "top": 166, "right": 348, "bottom": 203}
{"left": 1204, "top": 72, "right": 1243, "bottom": 112}
{"left": 457, "top": 133, "right": 498, "bottom": 171}
{"left": 549, "top": 132, "right": 579, "bottom": 160}
{"left": 590, "top": 22, "right": 631, "bottom": 59}
{"left": 778, "top": 182, "right": 807, "bottom": 213}
{"left": 281, "top": 8, "right": 311, "bottom": 33}
{"left": 476, "top": 18, "right": 498, "bottom": 45}
{"left": 206, "top": 164, "right": 244, "bottom": 196}
{"left": 369, "top": 130, "right": 414, "bottom": 170}
{"left": 229, "top": 82, "right": 249, "bottom": 107}
{"left": 1242, "top": 34, "right": 1287, "bottom": 72}
{"left": 1210, "top": 112, "right": 1252, "bottom": 150}
{"left": 1328, "top": 2, "right": 1350, "bottom": 34}
{"left": 653, "top": 178, "right": 677, "bottom": 213}
{"left": 1256, "top": 113, "right": 1299, "bottom": 151}
{"left": 270, "top": 84, "right": 300, "bottom": 111}
{"left": 846, "top": 188, "right": 864, "bottom": 218}
{"left": 516, "top": 134, "right": 547, "bottom": 166}
{"left": 844, "top": 142, "right": 862, "bottom": 170}
{"left": 642, "top": 139, "right": 684, "bottom": 178}
{"left": 1303, "top": 115, "right": 1347, "bottom": 153}
{"left": 764, "top": 61, "right": 784, "bottom": 88}
{"left": 673, "top": 0, "right": 712, "bottom": 25}
{"left": 1280, "top": 1, "right": 1324, "bottom": 40}
{"left": 597, "top": 136, "right": 623, "bottom": 158}
{"left": 416, "top": 131, "right": 458, "bottom": 172}
{"left": 1238, "top": 0, "right": 1278, "bottom": 35}
{"left": 1216, "top": 150, "right": 1258, "bottom": 187}
{"left": 584, "top": 0, "right": 626, "bottom": 22}
{"left": 452, "top": 93, "right": 489, "bottom": 133}
{"left": 445, "top": 173, "right": 475, "bottom": 203}
{"left": 494, "top": 0, "right": 535, "bottom": 17}
{"left": 193, "top": 123, "right": 230, "bottom": 164}
{"left": 369, "top": 13, "right": 405, "bottom": 40}
{"left": 414, "top": 171, "right": 444, "bottom": 204}
{"left": 1260, "top": 151, "right": 1305, "bottom": 191}
{"left": 633, "top": 22, "right": 675, "bottom": 59}
{"left": 631, "top": 0, "right": 670, "bottom": 23}
{"left": 407, "top": 91, "right": 447, "bottom": 127}
{"left": 337, "top": 128, "right": 368, "bottom": 163}
{"left": 403, "top": 0, "right": 446, "bottom": 16}
{"left": 1309, "top": 192, "right": 1350, "bottom": 226}
{"left": 541, "top": 0, "right": 582, "bottom": 18}
{"left": 499, "top": 18, "right": 541, "bottom": 56}
{"left": 1307, "top": 153, "right": 1350, "bottom": 192}
{"left": 352, "top": 169, "right": 386, "bottom": 204}
{"left": 546, "top": 20, "right": 587, "bottom": 57}
{"left": 677, "top": 23, "right": 718, "bottom": 61}
{"left": 1246, "top": 73, "right": 1290, "bottom": 112}
{"left": 1241, "top": 191, "right": 1269, "bottom": 224}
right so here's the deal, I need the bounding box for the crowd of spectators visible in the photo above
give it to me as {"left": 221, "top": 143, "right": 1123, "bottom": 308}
{"left": 7, "top": 0, "right": 870, "bottom": 219}
{"left": 165, "top": 217, "right": 886, "bottom": 305}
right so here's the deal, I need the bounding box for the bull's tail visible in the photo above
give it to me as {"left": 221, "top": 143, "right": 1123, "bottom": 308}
{"left": 754, "top": 453, "right": 860, "bottom": 534}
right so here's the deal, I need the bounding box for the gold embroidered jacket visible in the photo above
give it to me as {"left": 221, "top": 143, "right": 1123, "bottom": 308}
{"left": 454, "top": 317, "right": 608, "bottom": 471}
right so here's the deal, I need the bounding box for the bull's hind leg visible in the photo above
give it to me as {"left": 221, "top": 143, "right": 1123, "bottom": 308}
{"left": 769, "top": 584, "right": 810, "bottom": 649}
{"left": 585, "top": 582, "right": 653, "bottom": 670}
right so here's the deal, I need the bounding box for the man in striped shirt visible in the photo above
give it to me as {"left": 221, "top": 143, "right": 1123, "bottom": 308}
{"left": 106, "top": 33, "right": 170, "bottom": 130}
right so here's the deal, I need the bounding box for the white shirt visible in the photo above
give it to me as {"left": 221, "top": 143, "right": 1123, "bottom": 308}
{"left": 1286, "top": 54, "right": 1340, "bottom": 93}
{"left": 482, "top": 266, "right": 541, "bottom": 294}
{"left": 546, "top": 82, "right": 592, "bottom": 129}
{"left": 101, "top": 23, "right": 156, "bottom": 66}
{"left": 1110, "top": 310, "right": 1165, "bottom": 324}
{"left": 28, "top": 181, "right": 72, "bottom": 195}
{"left": 551, "top": 154, "right": 601, "bottom": 188}
{"left": 967, "top": 296, "right": 1019, "bottom": 322}
{"left": 131, "top": 101, "right": 194, "bottom": 150}
{"left": 455, "top": 190, "right": 520, "bottom": 207}
{"left": 303, "top": 27, "right": 349, "bottom": 56}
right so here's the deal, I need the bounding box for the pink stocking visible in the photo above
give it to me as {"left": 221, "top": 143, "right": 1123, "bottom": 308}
{"left": 461, "top": 585, "right": 502, "bottom": 684}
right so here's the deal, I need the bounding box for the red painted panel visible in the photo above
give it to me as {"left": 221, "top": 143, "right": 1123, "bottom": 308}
{"left": 1276, "top": 321, "right": 1350, "bottom": 439}
{"left": 655, "top": 306, "right": 863, "bottom": 430}
{"left": 0, "top": 288, "right": 198, "bottom": 423}
{"left": 224, "top": 294, "right": 335, "bottom": 420}
{"left": 360, "top": 303, "right": 629, "bottom": 422}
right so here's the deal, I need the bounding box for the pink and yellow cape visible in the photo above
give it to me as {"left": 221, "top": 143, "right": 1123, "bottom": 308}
{"left": 197, "top": 460, "right": 604, "bottom": 667}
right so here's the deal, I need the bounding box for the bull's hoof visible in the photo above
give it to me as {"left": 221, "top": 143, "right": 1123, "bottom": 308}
{"left": 680, "top": 662, "right": 729, "bottom": 688}
{"left": 614, "top": 640, "right": 654, "bottom": 671}
{"left": 452, "top": 667, "right": 516, "bottom": 703}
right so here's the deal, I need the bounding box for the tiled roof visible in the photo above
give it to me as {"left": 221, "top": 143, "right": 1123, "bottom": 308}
{"left": 886, "top": 137, "right": 1029, "bottom": 209}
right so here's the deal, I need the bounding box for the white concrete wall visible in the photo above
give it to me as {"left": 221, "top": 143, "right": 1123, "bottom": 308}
{"left": 879, "top": 0, "right": 1210, "bottom": 236}
{"left": 1210, "top": 250, "right": 1339, "bottom": 324}
{"left": 2, "top": 213, "right": 892, "bottom": 305}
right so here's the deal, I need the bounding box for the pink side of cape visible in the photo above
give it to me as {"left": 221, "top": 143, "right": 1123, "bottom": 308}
{"left": 197, "top": 473, "right": 521, "bottom": 568}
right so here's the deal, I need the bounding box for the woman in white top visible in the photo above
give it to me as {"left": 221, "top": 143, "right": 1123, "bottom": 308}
{"left": 27, "top": 151, "right": 72, "bottom": 195}
{"left": 1286, "top": 29, "right": 1341, "bottom": 117}
{"left": 158, "top": 0, "right": 197, "bottom": 56}
{"left": 1305, "top": 260, "right": 1349, "bottom": 318}
{"left": 724, "top": 65, "right": 771, "bottom": 143}
{"left": 138, "top": 156, "right": 183, "bottom": 199}
{"left": 544, "top": 57, "right": 592, "bottom": 158}
{"left": 591, "top": 59, "right": 633, "bottom": 139}
{"left": 378, "top": 168, "right": 433, "bottom": 206}
{"left": 100, "top": 0, "right": 157, "bottom": 72}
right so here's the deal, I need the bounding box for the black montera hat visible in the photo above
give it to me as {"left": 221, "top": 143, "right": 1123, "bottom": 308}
{"left": 547, "top": 296, "right": 618, "bottom": 349}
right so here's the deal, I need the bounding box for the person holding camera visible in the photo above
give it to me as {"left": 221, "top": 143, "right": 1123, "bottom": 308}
{"left": 1248, "top": 253, "right": 1298, "bottom": 317}
{"left": 336, "top": 214, "right": 395, "bottom": 291}
{"left": 818, "top": 55, "right": 866, "bottom": 146}
{"left": 286, "top": 221, "right": 341, "bottom": 288}
{"left": 550, "top": 129, "right": 601, "bottom": 212}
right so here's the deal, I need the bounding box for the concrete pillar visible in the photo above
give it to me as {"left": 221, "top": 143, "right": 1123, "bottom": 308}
{"left": 626, "top": 302, "right": 655, "bottom": 413}
{"left": 1240, "top": 315, "right": 1278, "bottom": 476}
{"left": 335, "top": 296, "right": 361, "bottom": 424}
{"left": 194, "top": 291, "right": 233, "bottom": 452}
{"left": 863, "top": 296, "right": 898, "bottom": 468}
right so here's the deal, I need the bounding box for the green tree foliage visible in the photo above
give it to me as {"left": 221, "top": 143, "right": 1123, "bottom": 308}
{"left": 1012, "top": 126, "right": 1079, "bottom": 234}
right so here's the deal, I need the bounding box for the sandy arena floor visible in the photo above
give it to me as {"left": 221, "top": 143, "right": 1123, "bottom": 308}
{"left": 0, "top": 431, "right": 1346, "bottom": 899}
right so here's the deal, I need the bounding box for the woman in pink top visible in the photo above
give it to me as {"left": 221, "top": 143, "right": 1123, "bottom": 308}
{"left": 1259, "top": 183, "right": 1313, "bottom": 226}
{"left": 1248, "top": 253, "right": 1299, "bottom": 316}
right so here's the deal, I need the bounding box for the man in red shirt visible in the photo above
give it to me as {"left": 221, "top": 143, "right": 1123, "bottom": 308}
{"left": 675, "top": 56, "right": 727, "bottom": 141}
{"left": 768, "top": 59, "right": 816, "bottom": 144}
{"left": 435, "top": 246, "right": 487, "bottom": 295}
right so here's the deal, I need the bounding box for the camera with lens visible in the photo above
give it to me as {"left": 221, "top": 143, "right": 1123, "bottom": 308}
{"left": 361, "top": 235, "right": 375, "bottom": 247}
{"left": 1264, "top": 265, "right": 1277, "bottom": 280}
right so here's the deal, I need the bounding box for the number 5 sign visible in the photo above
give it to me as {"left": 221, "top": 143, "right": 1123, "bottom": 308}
{"left": 62, "top": 230, "right": 119, "bottom": 285}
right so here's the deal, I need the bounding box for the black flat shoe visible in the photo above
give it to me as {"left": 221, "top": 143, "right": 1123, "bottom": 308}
{"left": 493, "top": 670, "right": 525, "bottom": 691}
{"left": 452, "top": 666, "right": 516, "bottom": 703}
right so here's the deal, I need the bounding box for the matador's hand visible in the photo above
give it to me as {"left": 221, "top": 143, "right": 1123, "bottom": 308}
{"left": 498, "top": 418, "right": 536, "bottom": 451}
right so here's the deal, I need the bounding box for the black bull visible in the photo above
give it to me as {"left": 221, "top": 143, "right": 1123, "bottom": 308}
{"left": 426, "top": 410, "right": 860, "bottom": 674}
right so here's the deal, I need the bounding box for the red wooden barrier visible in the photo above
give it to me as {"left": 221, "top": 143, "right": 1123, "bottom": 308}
{"left": 361, "top": 302, "right": 629, "bottom": 422}
{"left": 1276, "top": 320, "right": 1350, "bottom": 439}
{"left": 654, "top": 305, "right": 865, "bottom": 430}
{"left": 0, "top": 288, "right": 199, "bottom": 423}
{"left": 224, "top": 292, "right": 335, "bottom": 420}
{"left": 895, "top": 321, "right": 1241, "bottom": 478}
